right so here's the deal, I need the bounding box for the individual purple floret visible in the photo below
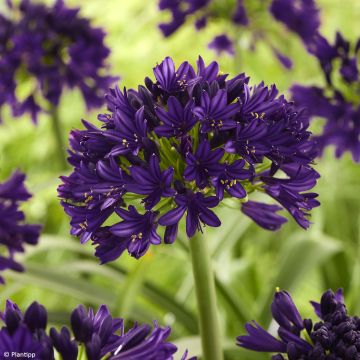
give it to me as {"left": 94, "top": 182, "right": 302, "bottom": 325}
{"left": 59, "top": 56, "right": 319, "bottom": 264}
{"left": 0, "top": 171, "right": 41, "bottom": 283}
{"left": 208, "top": 34, "right": 235, "bottom": 56}
{"left": 0, "top": 300, "right": 192, "bottom": 360}
{"left": 241, "top": 201, "right": 287, "bottom": 231}
{"left": 0, "top": 0, "right": 116, "bottom": 123}
{"left": 292, "top": 32, "right": 360, "bottom": 162}
{"left": 237, "top": 288, "right": 360, "bottom": 359}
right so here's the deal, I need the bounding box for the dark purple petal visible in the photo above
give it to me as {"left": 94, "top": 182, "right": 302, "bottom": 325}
{"left": 241, "top": 201, "right": 287, "bottom": 231}
{"left": 271, "top": 291, "right": 304, "bottom": 332}
{"left": 237, "top": 321, "right": 287, "bottom": 352}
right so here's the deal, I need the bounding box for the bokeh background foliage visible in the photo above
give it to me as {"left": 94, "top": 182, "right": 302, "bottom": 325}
{"left": 1, "top": 0, "right": 360, "bottom": 359}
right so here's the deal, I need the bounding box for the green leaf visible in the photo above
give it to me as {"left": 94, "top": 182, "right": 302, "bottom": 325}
{"left": 27, "top": 255, "right": 199, "bottom": 334}
{"left": 215, "top": 276, "right": 249, "bottom": 324}
{"left": 140, "top": 279, "right": 198, "bottom": 334}
{"left": 258, "top": 233, "right": 341, "bottom": 325}
{"left": 211, "top": 211, "right": 252, "bottom": 258}
{"left": 115, "top": 255, "right": 153, "bottom": 318}
{"left": 6, "top": 263, "right": 114, "bottom": 305}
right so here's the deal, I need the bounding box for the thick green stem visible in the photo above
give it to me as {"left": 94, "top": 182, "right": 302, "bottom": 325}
{"left": 50, "top": 105, "right": 67, "bottom": 169}
{"left": 189, "top": 232, "right": 224, "bottom": 360}
{"left": 78, "top": 344, "right": 86, "bottom": 360}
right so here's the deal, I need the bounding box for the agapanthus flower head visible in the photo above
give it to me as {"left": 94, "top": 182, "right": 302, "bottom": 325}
{"left": 0, "top": 0, "right": 116, "bottom": 123}
{"left": 0, "top": 300, "right": 193, "bottom": 360}
{"left": 59, "top": 55, "right": 319, "bottom": 264}
{"left": 157, "top": 0, "right": 295, "bottom": 67}
{"left": 0, "top": 171, "right": 41, "bottom": 283}
{"left": 291, "top": 31, "right": 360, "bottom": 162}
{"left": 237, "top": 288, "right": 360, "bottom": 359}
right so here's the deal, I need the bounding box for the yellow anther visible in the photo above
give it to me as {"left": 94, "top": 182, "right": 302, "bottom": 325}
{"left": 85, "top": 195, "right": 93, "bottom": 203}
{"left": 131, "top": 232, "right": 143, "bottom": 241}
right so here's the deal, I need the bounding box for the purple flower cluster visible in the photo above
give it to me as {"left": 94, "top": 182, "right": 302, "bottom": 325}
{"left": 58, "top": 56, "right": 319, "bottom": 265}
{"left": 0, "top": 0, "right": 116, "bottom": 123}
{"left": 0, "top": 300, "right": 193, "bottom": 360}
{"left": 237, "top": 288, "right": 360, "bottom": 359}
{"left": 292, "top": 32, "right": 360, "bottom": 161}
{"left": 271, "top": 0, "right": 360, "bottom": 161}
{"left": 0, "top": 171, "right": 41, "bottom": 284}
{"left": 158, "top": 0, "right": 322, "bottom": 67}
{"left": 157, "top": 0, "right": 254, "bottom": 56}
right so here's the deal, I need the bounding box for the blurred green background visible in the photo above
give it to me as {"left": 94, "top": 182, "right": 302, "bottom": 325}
{"left": 1, "top": 0, "right": 360, "bottom": 359}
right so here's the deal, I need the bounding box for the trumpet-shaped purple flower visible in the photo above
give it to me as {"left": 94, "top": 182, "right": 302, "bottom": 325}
{"left": 237, "top": 288, "right": 360, "bottom": 359}
{"left": 50, "top": 327, "right": 78, "bottom": 360}
{"left": 0, "top": 171, "right": 41, "bottom": 283}
{"left": 103, "top": 107, "right": 149, "bottom": 157}
{"left": 70, "top": 304, "right": 123, "bottom": 357}
{"left": 159, "top": 190, "right": 220, "bottom": 238}
{"left": 271, "top": 291, "right": 304, "bottom": 332}
{"left": 59, "top": 158, "right": 127, "bottom": 243}
{"left": 111, "top": 206, "right": 161, "bottom": 259}
{"left": 127, "top": 155, "right": 176, "bottom": 209}
{"left": 262, "top": 166, "right": 320, "bottom": 229}
{"left": 193, "top": 89, "right": 239, "bottom": 132}
{"left": 91, "top": 227, "right": 129, "bottom": 265}
{"left": 152, "top": 57, "right": 194, "bottom": 94}
{"left": 62, "top": 203, "right": 114, "bottom": 244}
{"left": 109, "top": 323, "right": 177, "bottom": 360}
{"left": 241, "top": 201, "right": 287, "bottom": 231}
{"left": 59, "top": 158, "right": 126, "bottom": 209}
{"left": 1, "top": 300, "right": 192, "bottom": 360}
{"left": 0, "top": 0, "right": 116, "bottom": 123}
{"left": 184, "top": 141, "right": 224, "bottom": 189}
{"left": 237, "top": 321, "right": 287, "bottom": 352}
{"left": 59, "top": 56, "right": 319, "bottom": 264}
{"left": 212, "top": 160, "right": 252, "bottom": 200}
{"left": 155, "top": 97, "right": 197, "bottom": 138}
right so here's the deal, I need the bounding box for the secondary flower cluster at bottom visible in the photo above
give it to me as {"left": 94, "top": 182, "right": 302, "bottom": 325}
{"left": 0, "top": 300, "right": 195, "bottom": 360}
{"left": 237, "top": 288, "right": 360, "bottom": 359}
